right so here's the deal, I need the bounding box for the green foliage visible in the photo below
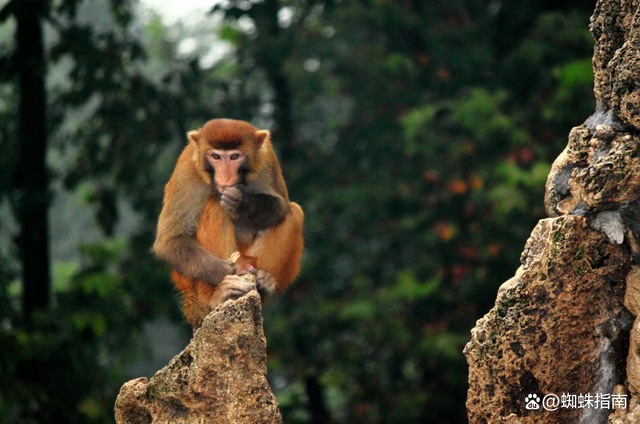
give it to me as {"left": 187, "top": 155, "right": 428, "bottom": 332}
{"left": 0, "top": 239, "right": 142, "bottom": 423}
{"left": 221, "top": 1, "right": 595, "bottom": 422}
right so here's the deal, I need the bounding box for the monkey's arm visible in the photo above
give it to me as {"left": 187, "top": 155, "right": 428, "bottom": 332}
{"left": 154, "top": 150, "right": 234, "bottom": 285}
{"left": 235, "top": 190, "right": 290, "bottom": 230}
{"left": 222, "top": 172, "right": 290, "bottom": 233}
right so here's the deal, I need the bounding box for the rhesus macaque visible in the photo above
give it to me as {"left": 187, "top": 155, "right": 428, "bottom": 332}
{"left": 153, "top": 119, "right": 304, "bottom": 328}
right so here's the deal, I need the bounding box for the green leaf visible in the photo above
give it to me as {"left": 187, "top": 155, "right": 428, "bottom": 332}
{"left": 340, "top": 299, "right": 375, "bottom": 321}
{"left": 554, "top": 59, "right": 594, "bottom": 87}
{"left": 392, "top": 270, "right": 440, "bottom": 301}
{"left": 52, "top": 261, "right": 79, "bottom": 293}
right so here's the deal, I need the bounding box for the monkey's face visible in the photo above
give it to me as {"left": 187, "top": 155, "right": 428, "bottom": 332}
{"left": 207, "top": 149, "right": 245, "bottom": 190}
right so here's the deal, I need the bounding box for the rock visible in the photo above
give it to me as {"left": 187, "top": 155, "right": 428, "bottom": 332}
{"left": 607, "top": 385, "right": 632, "bottom": 424}
{"left": 544, "top": 127, "right": 590, "bottom": 217}
{"left": 114, "top": 291, "right": 283, "bottom": 424}
{"left": 591, "top": 0, "right": 640, "bottom": 129}
{"left": 469, "top": 1, "right": 640, "bottom": 423}
{"left": 625, "top": 267, "right": 640, "bottom": 317}
{"left": 627, "top": 318, "right": 640, "bottom": 397}
{"left": 544, "top": 0, "right": 640, "bottom": 218}
{"left": 465, "top": 216, "right": 631, "bottom": 424}
{"left": 596, "top": 125, "right": 615, "bottom": 141}
{"left": 545, "top": 127, "right": 640, "bottom": 217}
{"left": 590, "top": 211, "right": 626, "bottom": 244}
{"left": 570, "top": 137, "right": 640, "bottom": 212}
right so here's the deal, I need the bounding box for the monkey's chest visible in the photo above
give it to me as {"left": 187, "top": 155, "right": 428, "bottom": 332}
{"left": 196, "top": 198, "right": 267, "bottom": 260}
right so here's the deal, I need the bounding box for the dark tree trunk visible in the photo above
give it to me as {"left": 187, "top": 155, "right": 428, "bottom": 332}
{"left": 254, "top": 0, "right": 296, "bottom": 163}
{"left": 14, "top": 0, "right": 50, "bottom": 322}
{"left": 304, "top": 375, "right": 332, "bottom": 424}
{"left": 251, "top": 3, "right": 328, "bottom": 420}
{"left": 271, "top": 71, "right": 294, "bottom": 162}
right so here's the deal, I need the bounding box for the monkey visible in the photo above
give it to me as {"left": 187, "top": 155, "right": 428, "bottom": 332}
{"left": 153, "top": 118, "right": 304, "bottom": 328}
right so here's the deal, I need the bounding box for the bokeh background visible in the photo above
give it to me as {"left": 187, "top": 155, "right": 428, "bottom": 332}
{"left": 0, "top": 0, "right": 597, "bottom": 422}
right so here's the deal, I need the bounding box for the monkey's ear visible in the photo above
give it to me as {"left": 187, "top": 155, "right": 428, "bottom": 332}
{"left": 187, "top": 130, "right": 201, "bottom": 145}
{"left": 256, "top": 130, "right": 270, "bottom": 149}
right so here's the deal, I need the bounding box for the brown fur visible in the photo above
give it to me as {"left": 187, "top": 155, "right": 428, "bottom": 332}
{"left": 154, "top": 119, "right": 304, "bottom": 328}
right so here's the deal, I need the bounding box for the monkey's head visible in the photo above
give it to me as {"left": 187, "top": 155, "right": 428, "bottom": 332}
{"left": 188, "top": 119, "right": 270, "bottom": 192}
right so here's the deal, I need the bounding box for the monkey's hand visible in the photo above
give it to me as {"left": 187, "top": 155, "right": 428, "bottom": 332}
{"left": 209, "top": 257, "right": 236, "bottom": 284}
{"left": 256, "top": 269, "right": 277, "bottom": 301}
{"left": 221, "top": 187, "right": 242, "bottom": 220}
{"left": 212, "top": 275, "right": 256, "bottom": 306}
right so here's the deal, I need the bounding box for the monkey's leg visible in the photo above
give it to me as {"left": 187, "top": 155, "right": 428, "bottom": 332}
{"left": 256, "top": 202, "right": 304, "bottom": 291}
{"left": 173, "top": 272, "right": 212, "bottom": 328}
{"left": 181, "top": 290, "right": 212, "bottom": 329}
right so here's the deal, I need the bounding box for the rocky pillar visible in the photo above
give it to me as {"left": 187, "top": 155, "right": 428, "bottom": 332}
{"left": 114, "top": 291, "right": 283, "bottom": 424}
{"left": 466, "top": 0, "right": 640, "bottom": 423}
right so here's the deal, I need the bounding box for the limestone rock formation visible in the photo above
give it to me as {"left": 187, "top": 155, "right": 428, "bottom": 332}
{"left": 465, "top": 216, "right": 631, "bottom": 424}
{"left": 466, "top": 0, "right": 640, "bottom": 423}
{"left": 114, "top": 291, "right": 283, "bottom": 424}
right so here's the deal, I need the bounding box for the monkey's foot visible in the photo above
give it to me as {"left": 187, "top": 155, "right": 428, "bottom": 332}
{"left": 209, "top": 275, "right": 256, "bottom": 308}
{"left": 256, "top": 270, "right": 276, "bottom": 300}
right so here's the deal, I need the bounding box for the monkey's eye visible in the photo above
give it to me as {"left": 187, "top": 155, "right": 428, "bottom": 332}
{"left": 211, "top": 153, "right": 221, "bottom": 160}
{"left": 230, "top": 153, "right": 240, "bottom": 160}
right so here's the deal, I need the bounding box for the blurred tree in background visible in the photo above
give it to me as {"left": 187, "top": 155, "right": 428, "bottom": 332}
{"left": 0, "top": 0, "right": 596, "bottom": 422}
